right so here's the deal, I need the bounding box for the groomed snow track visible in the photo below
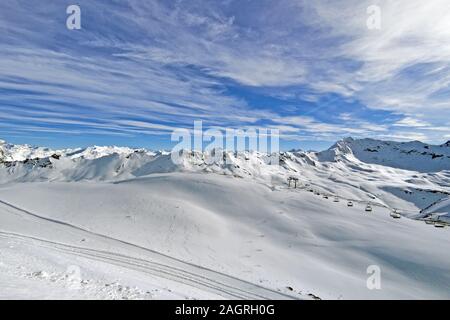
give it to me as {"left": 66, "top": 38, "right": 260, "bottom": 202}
{"left": 0, "top": 199, "right": 296, "bottom": 300}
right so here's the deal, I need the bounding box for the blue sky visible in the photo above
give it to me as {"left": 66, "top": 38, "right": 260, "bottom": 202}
{"left": 1, "top": 0, "right": 450, "bottom": 151}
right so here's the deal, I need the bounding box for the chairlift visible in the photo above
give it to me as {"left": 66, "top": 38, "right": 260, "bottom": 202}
{"left": 390, "top": 210, "right": 401, "bottom": 219}
{"left": 323, "top": 194, "right": 328, "bottom": 199}
{"left": 425, "top": 215, "right": 437, "bottom": 225}
{"left": 333, "top": 197, "right": 339, "bottom": 202}
{"left": 347, "top": 201, "right": 354, "bottom": 207}
{"left": 315, "top": 191, "right": 321, "bottom": 196}
{"left": 434, "top": 222, "right": 446, "bottom": 228}
{"left": 365, "top": 204, "right": 373, "bottom": 212}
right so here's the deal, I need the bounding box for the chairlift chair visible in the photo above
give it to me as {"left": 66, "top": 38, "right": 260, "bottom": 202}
{"left": 347, "top": 201, "right": 354, "bottom": 207}
{"left": 434, "top": 222, "right": 446, "bottom": 228}
{"left": 365, "top": 204, "right": 373, "bottom": 212}
{"left": 334, "top": 197, "right": 339, "bottom": 202}
{"left": 390, "top": 210, "right": 401, "bottom": 219}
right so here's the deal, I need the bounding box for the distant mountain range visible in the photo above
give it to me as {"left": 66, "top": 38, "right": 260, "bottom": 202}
{"left": 1, "top": 137, "right": 450, "bottom": 222}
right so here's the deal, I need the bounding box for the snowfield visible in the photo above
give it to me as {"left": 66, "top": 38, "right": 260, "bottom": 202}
{"left": 0, "top": 138, "right": 449, "bottom": 299}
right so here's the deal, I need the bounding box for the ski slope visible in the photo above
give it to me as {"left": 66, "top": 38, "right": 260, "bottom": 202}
{"left": 0, "top": 190, "right": 295, "bottom": 300}
{"left": 1, "top": 138, "right": 450, "bottom": 299}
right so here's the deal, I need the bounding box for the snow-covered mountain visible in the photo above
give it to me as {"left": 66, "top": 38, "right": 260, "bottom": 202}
{"left": 0, "top": 139, "right": 63, "bottom": 162}
{"left": 2, "top": 137, "right": 450, "bottom": 178}
{"left": 317, "top": 137, "right": 450, "bottom": 172}
{"left": 1, "top": 137, "right": 449, "bottom": 299}
{"left": 1, "top": 137, "right": 450, "bottom": 213}
{"left": 2, "top": 137, "right": 450, "bottom": 219}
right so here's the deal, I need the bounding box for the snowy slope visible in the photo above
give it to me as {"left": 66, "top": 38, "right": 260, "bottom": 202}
{"left": 422, "top": 196, "right": 450, "bottom": 223}
{"left": 2, "top": 138, "right": 450, "bottom": 215}
{"left": 1, "top": 138, "right": 450, "bottom": 299}
{"left": 0, "top": 139, "right": 62, "bottom": 162}
{"left": 2, "top": 137, "right": 450, "bottom": 216}
{"left": 1, "top": 173, "right": 449, "bottom": 299}
{"left": 318, "top": 137, "right": 450, "bottom": 172}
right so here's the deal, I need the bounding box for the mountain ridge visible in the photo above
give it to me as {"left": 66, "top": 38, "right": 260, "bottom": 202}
{"left": 1, "top": 137, "right": 450, "bottom": 220}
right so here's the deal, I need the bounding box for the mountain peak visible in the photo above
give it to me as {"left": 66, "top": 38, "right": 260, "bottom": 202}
{"left": 342, "top": 137, "right": 355, "bottom": 143}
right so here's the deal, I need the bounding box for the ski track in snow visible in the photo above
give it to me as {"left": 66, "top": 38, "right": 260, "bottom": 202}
{"left": 1, "top": 137, "right": 450, "bottom": 299}
{"left": 0, "top": 199, "right": 296, "bottom": 300}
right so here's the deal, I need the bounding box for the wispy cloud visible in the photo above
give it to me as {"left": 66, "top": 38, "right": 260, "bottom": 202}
{"left": 0, "top": 0, "right": 449, "bottom": 148}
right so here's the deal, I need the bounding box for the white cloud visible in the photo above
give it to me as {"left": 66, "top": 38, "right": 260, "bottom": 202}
{"left": 394, "top": 117, "right": 431, "bottom": 128}
{"left": 1, "top": 0, "right": 449, "bottom": 145}
{"left": 303, "top": 1, "right": 450, "bottom": 118}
